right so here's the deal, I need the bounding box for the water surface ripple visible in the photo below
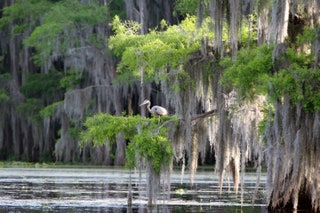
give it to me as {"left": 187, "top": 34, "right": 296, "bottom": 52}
{"left": 0, "top": 167, "right": 267, "bottom": 212}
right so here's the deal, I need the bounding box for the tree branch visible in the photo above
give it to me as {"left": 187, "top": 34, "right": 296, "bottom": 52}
{"left": 191, "top": 109, "right": 216, "bottom": 122}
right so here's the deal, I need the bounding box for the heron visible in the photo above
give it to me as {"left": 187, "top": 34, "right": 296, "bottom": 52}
{"left": 139, "top": 99, "right": 168, "bottom": 123}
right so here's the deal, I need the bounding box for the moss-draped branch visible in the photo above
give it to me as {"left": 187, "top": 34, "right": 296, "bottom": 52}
{"left": 80, "top": 113, "right": 177, "bottom": 172}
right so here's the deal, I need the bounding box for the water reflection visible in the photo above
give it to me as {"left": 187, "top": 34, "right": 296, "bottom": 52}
{"left": 0, "top": 167, "right": 267, "bottom": 212}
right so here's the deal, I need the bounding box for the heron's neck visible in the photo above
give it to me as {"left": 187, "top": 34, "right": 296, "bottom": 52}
{"left": 147, "top": 102, "right": 152, "bottom": 113}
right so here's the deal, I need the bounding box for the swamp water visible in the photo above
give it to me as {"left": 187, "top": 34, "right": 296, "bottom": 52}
{"left": 0, "top": 167, "right": 267, "bottom": 212}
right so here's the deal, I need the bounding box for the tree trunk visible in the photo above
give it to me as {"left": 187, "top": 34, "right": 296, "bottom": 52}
{"left": 267, "top": 97, "right": 320, "bottom": 211}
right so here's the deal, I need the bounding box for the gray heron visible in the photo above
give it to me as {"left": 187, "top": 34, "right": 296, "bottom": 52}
{"left": 139, "top": 99, "right": 168, "bottom": 122}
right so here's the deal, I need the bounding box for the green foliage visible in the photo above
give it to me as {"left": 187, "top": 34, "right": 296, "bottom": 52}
{"left": 270, "top": 65, "right": 320, "bottom": 111}
{"left": 108, "top": 0, "right": 125, "bottom": 19}
{"left": 221, "top": 42, "right": 320, "bottom": 112}
{"left": 127, "top": 127, "right": 173, "bottom": 173}
{"left": 17, "top": 98, "right": 42, "bottom": 121}
{"left": 59, "top": 69, "right": 83, "bottom": 90}
{"left": 80, "top": 113, "right": 141, "bottom": 146}
{"left": 240, "top": 14, "right": 258, "bottom": 47}
{"left": 109, "top": 15, "right": 210, "bottom": 84}
{"left": 269, "top": 45, "right": 320, "bottom": 111}
{"left": 170, "top": 66, "right": 195, "bottom": 92}
{"left": 0, "top": 89, "right": 10, "bottom": 103}
{"left": 20, "top": 72, "right": 64, "bottom": 121}
{"left": 0, "top": 73, "right": 12, "bottom": 103}
{"left": 296, "top": 26, "right": 318, "bottom": 44}
{"left": 174, "top": 0, "right": 198, "bottom": 16}
{"left": 110, "top": 15, "right": 141, "bottom": 38}
{"left": 283, "top": 47, "right": 313, "bottom": 67}
{"left": 20, "top": 72, "right": 62, "bottom": 99}
{"left": 40, "top": 101, "right": 63, "bottom": 117}
{"left": 68, "top": 119, "right": 82, "bottom": 139}
{"left": 258, "top": 104, "right": 274, "bottom": 144}
{"left": 23, "top": 0, "right": 108, "bottom": 66}
{"left": 80, "top": 113, "right": 176, "bottom": 172}
{"left": 0, "top": 0, "right": 52, "bottom": 35}
{"left": 220, "top": 45, "right": 274, "bottom": 99}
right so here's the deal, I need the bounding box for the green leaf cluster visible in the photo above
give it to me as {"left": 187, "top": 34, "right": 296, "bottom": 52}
{"left": 108, "top": 0, "right": 125, "bottom": 20}
{"left": 39, "top": 101, "right": 63, "bottom": 118}
{"left": 271, "top": 65, "right": 320, "bottom": 111}
{"left": 269, "top": 44, "right": 319, "bottom": 111}
{"left": 221, "top": 41, "right": 320, "bottom": 112}
{"left": 59, "top": 69, "right": 84, "bottom": 90}
{"left": 20, "top": 72, "right": 62, "bottom": 99}
{"left": 220, "top": 45, "right": 274, "bottom": 99}
{"left": 0, "top": 89, "right": 10, "bottom": 103}
{"left": 174, "top": 0, "right": 198, "bottom": 17}
{"left": 18, "top": 69, "right": 83, "bottom": 119}
{"left": 127, "top": 127, "right": 173, "bottom": 173}
{"left": 240, "top": 14, "right": 258, "bottom": 48}
{"left": 80, "top": 113, "right": 176, "bottom": 172}
{"left": 19, "top": 72, "right": 65, "bottom": 121}
{"left": 22, "top": 0, "right": 108, "bottom": 66}
{"left": 16, "top": 98, "right": 43, "bottom": 122}
{"left": 80, "top": 113, "right": 141, "bottom": 146}
{"left": 0, "top": 0, "right": 52, "bottom": 35}
{"left": 109, "top": 15, "right": 210, "bottom": 83}
{"left": 296, "top": 26, "right": 318, "bottom": 44}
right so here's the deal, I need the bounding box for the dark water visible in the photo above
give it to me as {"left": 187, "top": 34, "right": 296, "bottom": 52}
{"left": 0, "top": 167, "right": 267, "bottom": 212}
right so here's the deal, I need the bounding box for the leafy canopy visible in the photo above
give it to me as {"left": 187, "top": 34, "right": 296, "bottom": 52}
{"left": 220, "top": 45, "right": 274, "bottom": 99}
{"left": 174, "top": 0, "right": 198, "bottom": 17}
{"left": 271, "top": 63, "right": 320, "bottom": 112}
{"left": 23, "top": 0, "right": 108, "bottom": 66}
{"left": 221, "top": 43, "right": 320, "bottom": 112}
{"left": 0, "top": 0, "right": 52, "bottom": 35}
{"left": 0, "top": 89, "right": 10, "bottom": 103}
{"left": 80, "top": 113, "right": 176, "bottom": 172}
{"left": 20, "top": 72, "right": 63, "bottom": 99}
{"left": 109, "top": 15, "right": 212, "bottom": 84}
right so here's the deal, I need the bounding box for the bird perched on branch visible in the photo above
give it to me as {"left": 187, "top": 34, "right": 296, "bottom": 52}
{"left": 139, "top": 99, "right": 168, "bottom": 123}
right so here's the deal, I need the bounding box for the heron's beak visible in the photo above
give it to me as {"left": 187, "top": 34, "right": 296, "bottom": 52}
{"left": 139, "top": 103, "right": 145, "bottom": 107}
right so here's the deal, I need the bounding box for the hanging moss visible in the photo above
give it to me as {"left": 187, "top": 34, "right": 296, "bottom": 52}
{"left": 1, "top": 0, "right": 320, "bottom": 210}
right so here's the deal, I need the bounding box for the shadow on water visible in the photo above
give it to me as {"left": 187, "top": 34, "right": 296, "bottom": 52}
{"left": 0, "top": 167, "right": 268, "bottom": 212}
